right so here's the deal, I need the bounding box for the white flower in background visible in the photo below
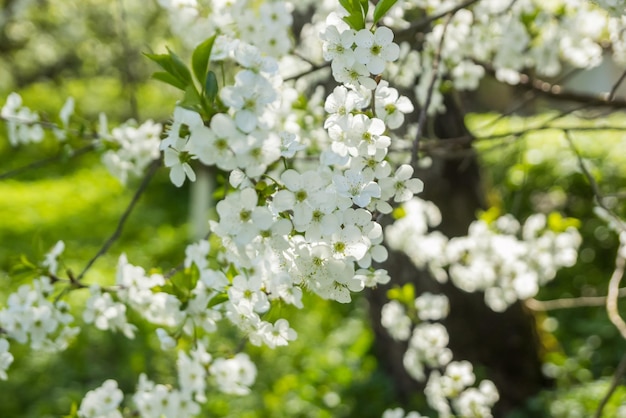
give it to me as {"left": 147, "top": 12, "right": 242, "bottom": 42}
{"left": 415, "top": 293, "right": 449, "bottom": 321}
{"left": 0, "top": 339, "right": 14, "bottom": 380}
{"left": 77, "top": 379, "right": 123, "bottom": 418}
{"left": 101, "top": 119, "right": 162, "bottom": 185}
{"left": 279, "top": 131, "right": 306, "bottom": 157}
{"left": 83, "top": 285, "right": 136, "bottom": 339}
{"left": 381, "top": 300, "right": 412, "bottom": 341}
{"left": 184, "top": 239, "right": 210, "bottom": 270}
{"left": 42, "top": 240, "right": 65, "bottom": 275}
{"left": 452, "top": 60, "right": 485, "bottom": 91}
{"left": 210, "top": 353, "right": 257, "bottom": 395}
{"left": 1, "top": 92, "right": 44, "bottom": 146}
{"left": 251, "top": 318, "right": 297, "bottom": 348}
{"left": 382, "top": 407, "right": 427, "bottom": 418}
{"left": 355, "top": 268, "right": 391, "bottom": 288}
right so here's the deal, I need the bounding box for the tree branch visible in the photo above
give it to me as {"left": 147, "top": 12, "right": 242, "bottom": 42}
{"left": 76, "top": 158, "right": 161, "bottom": 281}
{"left": 0, "top": 144, "right": 96, "bottom": 180}
{"left": 594, "top": 353, "right": 626, "bottom": 418}
{"left": 411, "top": 14, "right": 452, "bottom": 168}
{"left": 481, "top": 64, "right": 626, "bottom": 109}
{"left": 607, "top": 251, "right": 626, "bottom": 340}
{"left": 525, "top": 288, "right": 626, "bottom": 311}
{"left": 565, "top": 130, "right": 626, "bottom": 233}
{"left": 403, "top": 0, "right": 480, "bottom": 33}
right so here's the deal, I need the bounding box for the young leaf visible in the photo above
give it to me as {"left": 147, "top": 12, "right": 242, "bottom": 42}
{"left": 359, "top": 0, "right": 369, "bottom": 18}
{"left": 343, "top": 12, "right": 365, "bottom": 30}
{"left": 373, "top": 0, "right": 398, "bottom": 24}
{"left": 207, "top": 292, "right": 229, "bottom": 308}
{"left": 166, "top": 47, "right": 193, "bottom": 84}
{"left": 205, "top": 70, "right": 219, "bottom": 102}
{"left": 339, "top": 0, "right": 354, "bottom": 13}
{"left": 144, "top": 51, "right": 190, "bottom": 89}
{"left": 144, "top": 52, "right": 178, "bottom": 76}
{"left": 151, "top": 71, "right": 187, "bottom": 90}
{"left": 192, "top": 35, "right": 216, "bottom": 85}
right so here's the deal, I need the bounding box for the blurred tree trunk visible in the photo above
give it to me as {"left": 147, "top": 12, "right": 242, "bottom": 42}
{"left": 368, "top": 95, "right": 548, "bottom": 417}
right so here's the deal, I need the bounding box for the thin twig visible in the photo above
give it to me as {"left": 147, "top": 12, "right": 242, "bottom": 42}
{"left": 405, "top": 0, "right": 480, "bottom": 32}
{"left": 76, "top": 158, "right": 161, "bottom": 281}
{"left": 0, "top": 144, "right": 96, "bottom": 180}
{"left": 283, "top": 61, "right": 330, "bottom": 82}
{"left": 481, "top": 64, "right": 626, "bottom": 109}
{"left": 475, "top": 68, "right": 582, "bottom": 132}
{"left": 608, "top": 68, "right": 626, "bottom": 102}
{"left": 411, "top": 14, "right": 452, "bottom": 168}
{"left": 607, "top": 252, "right": 626, "bottom": 340}
{"left": 594, "top": 353, "right": 626, "bottom": 418}
{"left": 565, "top": 131, "right": 626, "bottom": 233}
{"left": 525, "top": 288, "right": 626, "bottom": 311}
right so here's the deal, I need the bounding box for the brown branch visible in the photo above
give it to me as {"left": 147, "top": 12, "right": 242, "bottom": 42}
{"left": 283, "top": 61, "right": 330, "bottom": 82}
{"left": 609, "top": 68, "right": 626, "bottom": 102}
{"left": 594, "top": 353, "right": 626, "bottom": 418}
{"left": 481, "top": 64, "right": 626, "bottom": 109}
{"left": 403, "top": 0, "right": 480, "bottom": 32}
{"left": 76, "top": 158, "right": 162, "bottom": 281}
{"left": 565, "top": 131, "right": 626, "bottom": 233}
{"left": 411, "top": 14, "right": 452, "bottom": 168}
{"left": 525, "top": 288, "right": 626, "bottom": 311}
{"left": 0, "top": 144, "right": 96, "bottom": 180}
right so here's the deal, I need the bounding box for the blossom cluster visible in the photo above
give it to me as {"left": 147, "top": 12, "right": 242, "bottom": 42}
{"left": 387, "top": 198, "right": 582, "bottom": 311}
{"left": 100, "top": 118, "right": 163, "bottom": 185}
{"left": 369, "top": 0, "right": 626, "bottom": 115}
{"left": 0, "top": 243, "right": 78, "bottom": 356}
{"left": 0, "top": 92, "right": 44, "bottom": 146}
{"left": 157, "top": 0, "right": 294, "bottom": 57}
{"left": 381, "top": 292, "right": 499, "bottom": 417}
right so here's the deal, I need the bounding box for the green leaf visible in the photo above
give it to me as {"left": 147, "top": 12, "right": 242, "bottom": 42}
{"left": 359, "top": 0, "right": 369, "bottom": 19}
{"left": 386, "top": 283, "right": 415, "bottom": 306}
{"left": 192, "top": 35, "right": 216, "bottom": 86}
{"left": 166, "top": 47, "right": 193, "bottom": 84}
{"left": 373, "top": 0, "right": 398, "bottom": 24}
{"left": 339, "top": 0, "right": 354, "bottom": 13}
{"left": 207, "top": 292, "right": 229, "bottom": 308}
{"left": 144, "top": 50, "right": 191, "bottom": 89}
{"left": 144, "top": 52, "right": 176, "bottom": 74}
{"left": 205, "top": 70, "right": 219, "bottom": 102}
{"left": 151, "top": 71, "right": 187, "bottom": 90}
{"left": 62, "top": 402, "right": 79, "bottom": 418}
{"left": 343, "top": 13, "right": 365, "bottom": 30}
{"left": 339, "top": 0, "right": 366, "bottom": 30}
